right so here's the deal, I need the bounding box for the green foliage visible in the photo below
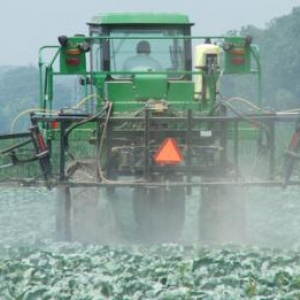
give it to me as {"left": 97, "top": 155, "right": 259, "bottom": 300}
{"left": 0, "top": 66, "right": 38, "bottom": 132}
{"left": 2, "top": 244, "right": 300, "bottom": 299}
{"left": 1, "top": 185, "right": 300, "bottom": 298}
{"left": 234, "top": 7, "right": 300, "bottom": 111}
{"left": 0, "top": 65, "right": 71, "bottom": 133}
{"left": 0, "top": 186, "right": 300, "bottom": 298}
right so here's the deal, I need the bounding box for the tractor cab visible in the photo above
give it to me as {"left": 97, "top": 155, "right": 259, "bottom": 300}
{"left": 87, "top": 13, "right": 193, "bottom": 79}
{"left": 57, "top": 13, "right": 195, "bottom": 112}
{"left": 86, "top": 13, "right": 194, "bottom": 111}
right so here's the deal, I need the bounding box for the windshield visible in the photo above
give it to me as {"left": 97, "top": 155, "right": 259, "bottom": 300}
{"left": 109, "top": 29, "right": 186, "bottom": 79}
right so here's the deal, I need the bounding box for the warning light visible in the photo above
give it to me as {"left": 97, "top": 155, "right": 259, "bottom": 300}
{"left": 59, "top": 36, "right": 87, "bottom": 74}
{"left": 231, "top": 56, "right": 245, "bottom": 65}
{"left": 153, "top": 138, "right": 183, "bottom": 165}
{"left": 229, "top": 47, "right": 246, "bottom": 55}
{"left": 66, "top": 57, "right": 80, "bottom": 66}
{"left": 223, "top": 37, "right": 251, "bottom": 74}
{"left": 65, "top": 48, "right": 81, "bottom": 55}
{"left": 50, "top": 121, "right": 59, "bottom": 129}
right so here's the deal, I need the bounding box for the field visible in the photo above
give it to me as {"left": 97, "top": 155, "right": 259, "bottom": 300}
{"left": 1, "top": 187, "right": 300, "bottom": 299}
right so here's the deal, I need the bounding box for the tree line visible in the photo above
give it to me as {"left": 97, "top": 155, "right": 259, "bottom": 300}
{"left": 237, "top": 6, "right": 300, "bottom": 110}
{"left": 0, "top": 66, "right": 71, "bottom": 133}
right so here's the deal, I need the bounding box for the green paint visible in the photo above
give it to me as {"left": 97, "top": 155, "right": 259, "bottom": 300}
{"left": 90, "top": 13, "right": 191, "bottom": 25}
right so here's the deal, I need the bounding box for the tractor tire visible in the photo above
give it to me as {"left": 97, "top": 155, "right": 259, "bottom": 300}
{"left": 199, "top": 185, "right": 246, "bottom": 245}
{"left": 133, "top": 185, "right": 185, "bottom": 243}
{"left": 55, "top": 185, "right": 72, "bottom": 241}
{"left": 55, "top": 160, "right": 118, "bottom": 244}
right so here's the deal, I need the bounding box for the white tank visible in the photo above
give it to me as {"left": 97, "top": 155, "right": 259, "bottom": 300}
{"left": 194, "top": 44, "right": 221, "bottom": 100}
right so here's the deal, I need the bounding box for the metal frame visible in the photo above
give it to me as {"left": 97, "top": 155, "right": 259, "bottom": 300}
{"left": 1, "top": 110, "right": 293, "bottom": 189}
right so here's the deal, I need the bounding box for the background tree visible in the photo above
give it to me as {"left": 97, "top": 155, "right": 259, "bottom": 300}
{"left": 0, "top": 66, "right": 71, "bottom": 133}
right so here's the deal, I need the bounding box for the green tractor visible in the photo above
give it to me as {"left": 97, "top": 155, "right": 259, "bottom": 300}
{"left": 1, "top": 13, "right": 299, "bottom": 244}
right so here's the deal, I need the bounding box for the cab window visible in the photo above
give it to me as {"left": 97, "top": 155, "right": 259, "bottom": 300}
{"left": 109, "top": 29, "right": 186, "bottom": 79}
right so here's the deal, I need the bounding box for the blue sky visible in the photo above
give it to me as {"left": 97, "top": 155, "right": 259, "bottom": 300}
{"left": 0, "top": 0, "right": 299, "bottom": 66}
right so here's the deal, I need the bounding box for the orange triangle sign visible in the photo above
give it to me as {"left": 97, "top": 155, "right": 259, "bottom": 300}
{"left": 153, "top": 138, "right": 183, "bottom": 165}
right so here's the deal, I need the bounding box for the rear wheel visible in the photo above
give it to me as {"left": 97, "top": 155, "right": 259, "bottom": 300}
{"left": 133, "top": 184, "right": 185, "bottom": 242}
{"left": 199, "top": 185, "right": 246, "bottom": 244}
{"left": 55, "top": 160, "right": 117, "bottom": 244}
{"left": 55, "top": 185, "right": 72, "bottom": 241}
